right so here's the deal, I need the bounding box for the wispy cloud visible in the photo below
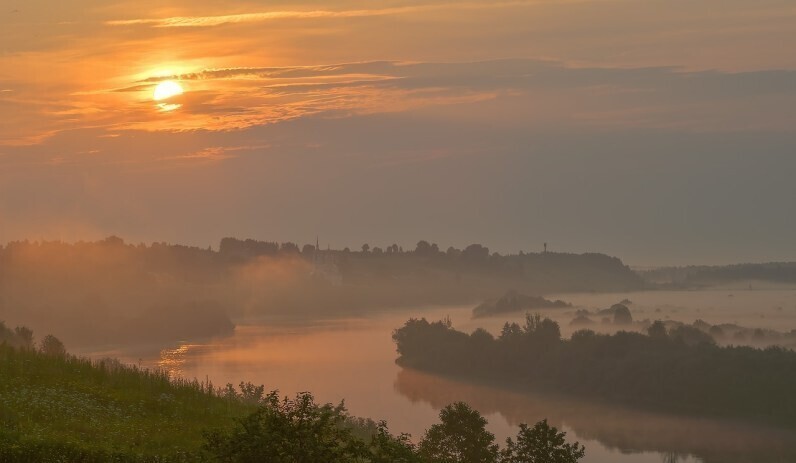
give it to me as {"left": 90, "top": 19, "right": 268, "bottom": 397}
{"left": 159, "top": 145, "right": 268, "bottom": 162}
{"left": 5, "top": 58, "right": 796, "bottom": 147}
{"left": 105, "top": 1, "right": 550, "bottom": 28}
{"left": 107, "top": 7, "right": 419, "bottom": 28}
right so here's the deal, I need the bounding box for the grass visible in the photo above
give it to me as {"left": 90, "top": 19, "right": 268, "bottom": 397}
{"left": 0, "top": 344, "right": 254, "bottom": 462}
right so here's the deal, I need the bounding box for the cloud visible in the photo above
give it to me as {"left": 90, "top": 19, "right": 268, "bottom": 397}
{"left": 107, "top": 7, "right": 421, "bottom": 28}
{"left": 139, "top": 59, "right": 796, "bottom": 98}
{"left": 3, "top": 58, "right": 796, "bottom": 148}
{"left": 119, "top": 59, "right": 796, "bottom": 133}
{"left": 104, "top": 2, "right": 557, "bottom": 28}
{"left": 158, "top": 145, "right": 268, "bottom": 163}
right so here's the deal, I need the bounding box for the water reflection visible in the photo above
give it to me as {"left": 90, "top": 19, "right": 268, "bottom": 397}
{"left": 99, "top": 295, "right": 796, "bottom": 463}
{"left": 158, "top": 344, "right": 193, "bottom": 377}
{"left": 157, "top": 342, "right": 225, "bottom": 378}
{"left": 394, "top": 368, "right": 796, "bottom": 463}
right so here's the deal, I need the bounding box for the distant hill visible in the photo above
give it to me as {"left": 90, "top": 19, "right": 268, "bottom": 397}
{"left": 0, "top": 237, "right": 642, "bottom": 348}
{"left": 641, "top": 262, "right": 796, "bottom": 288}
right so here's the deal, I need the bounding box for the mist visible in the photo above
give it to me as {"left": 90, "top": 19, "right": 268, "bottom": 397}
{"left": 4, "top": 0, "right": 796, "bottom": 461}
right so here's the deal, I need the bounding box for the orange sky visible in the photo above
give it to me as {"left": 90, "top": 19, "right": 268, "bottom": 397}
{"left": 1, "top": 0, "right": 795, "bottom": 265}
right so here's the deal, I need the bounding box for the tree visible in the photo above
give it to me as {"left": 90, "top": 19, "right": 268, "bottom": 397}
{"left": 204, "top": 391, "right": 367, "bottom": 462}
{"left": 647, "top": 320, "right": 668, "bottom": 339}
{"left": 368, "top": 421, "right": 422, "bottom": 463}
{"left": 362, "top": 244, "right": 370, "bottom": 254}
{"left": 500, "top": 322, "right": 523, "bottom": 341}
{"left": 611, "top": 304, "right": 632, "bottom": 325}
{"left": 14, "top": 326, "right": 34, "bottom": 349}
{"left": 419, "top": 402, "right": 498, "bottom": 463}
{"left": 462, "top": 244, "right": 489, "bottom": 261}
{"left": 280, "top": 242, "right": 300, "bottom": 254}
{"left": 501, "top": 419, "right": 585, "bottom": 463}
{"left": 669, "top": 325, "right": 715, "bottom": 347}
{"left": 522, "top": 313, "right": 561, "bottom": 342}
{"left": 40, "top": 335, "right": 66, "bottom": 357}
{"left": 237, "top": 382, "right": 265, "bottom": 405}
{"left": 470, "top": 328, "right": 494, "bottom": 344}
{"left": 415, "top": 240, "right": 433, "bottom": 256}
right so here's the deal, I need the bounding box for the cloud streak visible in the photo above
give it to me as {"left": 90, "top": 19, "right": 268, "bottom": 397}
{"left": 4, "top": 58, "right": 796, "bottom": 147}
{"left": 105, "top": 1, "right": 555, "bottom": 28}
{"left": 127, "top": 59, "right": 796, "bottom": 132}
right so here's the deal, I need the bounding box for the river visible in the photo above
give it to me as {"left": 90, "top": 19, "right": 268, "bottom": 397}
{"left": 101, "top": 289, "right": 796, "bottom": 463}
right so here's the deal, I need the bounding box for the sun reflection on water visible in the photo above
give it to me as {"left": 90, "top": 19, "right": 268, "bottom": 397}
{"left": 158, "top": 343, "right": 193, "bottom": 378}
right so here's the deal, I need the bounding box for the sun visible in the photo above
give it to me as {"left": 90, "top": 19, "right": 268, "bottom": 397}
{"left": 153, "top": 80, "right": 184, "bottom": 101}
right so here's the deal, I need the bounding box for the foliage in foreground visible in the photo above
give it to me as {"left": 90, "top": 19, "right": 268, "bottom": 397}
{"left": 0, "top": 332, "right": 251, "bottom": 462}
{"left": 1, "top": 323, "right": 584, "bottom": 462}
{"left": 205, "top": 396, "right": 584, "bottom": 463}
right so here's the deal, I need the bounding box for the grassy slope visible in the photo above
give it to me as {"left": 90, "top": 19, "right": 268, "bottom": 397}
{"left": 0, "top": 345, "right": 253, "bottom": 462}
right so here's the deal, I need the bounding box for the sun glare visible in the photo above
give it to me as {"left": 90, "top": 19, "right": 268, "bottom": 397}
{"left": 153, "top": 80, "right": 184, "bottom": 101}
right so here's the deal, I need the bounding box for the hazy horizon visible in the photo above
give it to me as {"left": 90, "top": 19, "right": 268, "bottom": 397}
{"left": 5, "top": 3, "right": 796, "bottom": 462}
{"left": 1, "top": 1, "right": 795, "bottom": 267}
{"left": 2, "top": 233, "right": 796, "bottom": 269}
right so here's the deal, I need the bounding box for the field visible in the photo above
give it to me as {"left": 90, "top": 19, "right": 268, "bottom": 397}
{"left": 0, "top": 345, "right": 252, "bottom": 462}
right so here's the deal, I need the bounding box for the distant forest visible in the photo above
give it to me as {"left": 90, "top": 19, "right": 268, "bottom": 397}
{"left": 3, "top": 236, "right": 796, "bottom": 349}
{"left": 0, "top": 236, "right": 640, "bottom": 348}
{"left": 393, "top": 316, "right": 796, "bottom": 428}
{"left": 642, "top": 262, "right": 796, "bottom": 287}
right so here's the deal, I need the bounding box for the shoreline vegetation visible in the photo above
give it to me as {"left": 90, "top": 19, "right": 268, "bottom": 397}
{"left": 0, "top": 324, "right": 586, "bottom": 463}
{"left": 392, "top": 315, "right": 796, "bottom": 428}
{"left": 472, "top": 290, "right": 572, "bottom": 318}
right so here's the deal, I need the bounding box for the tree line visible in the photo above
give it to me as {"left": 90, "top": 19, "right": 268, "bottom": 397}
{"left": 0, "top": 236, "right": 641, "bottom": 349}
{"left": 393, "top": 315, "right": 796, "bottom": 427}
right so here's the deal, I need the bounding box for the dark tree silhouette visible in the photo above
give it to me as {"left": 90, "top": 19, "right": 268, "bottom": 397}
{"left": 393, "top": 315, "right": 796, "bottom": 426}
{"left": 462, "top": 244, "right": 489, "bottom": 261}
{"left": 415, "top": 240, "right": 433, "bottom": 256}
{"left": 501, "top": 420, "right": 585, "bottom": 463}
{"left": 647, "top": 320, "right": 668, "bottom": 339}
{"left": 418, "top": 402, "right": 499, "bottom": 463}
{"left": 204, "top": 392, "right": 366, "bottom": 462}
{"left": 611, "top": 304, "right": 633, "bottom": 324}
{"left": 280, "top": 242, "right": 300, "bottom": 254}
{"left": 367, "top": 422, "right": 422, "bottom": 463}
{"left": 39, "top": 335, "right": 66, "bottom": 357}
{"left": 13, "top": 327, "right": 34, "bottom": 350}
